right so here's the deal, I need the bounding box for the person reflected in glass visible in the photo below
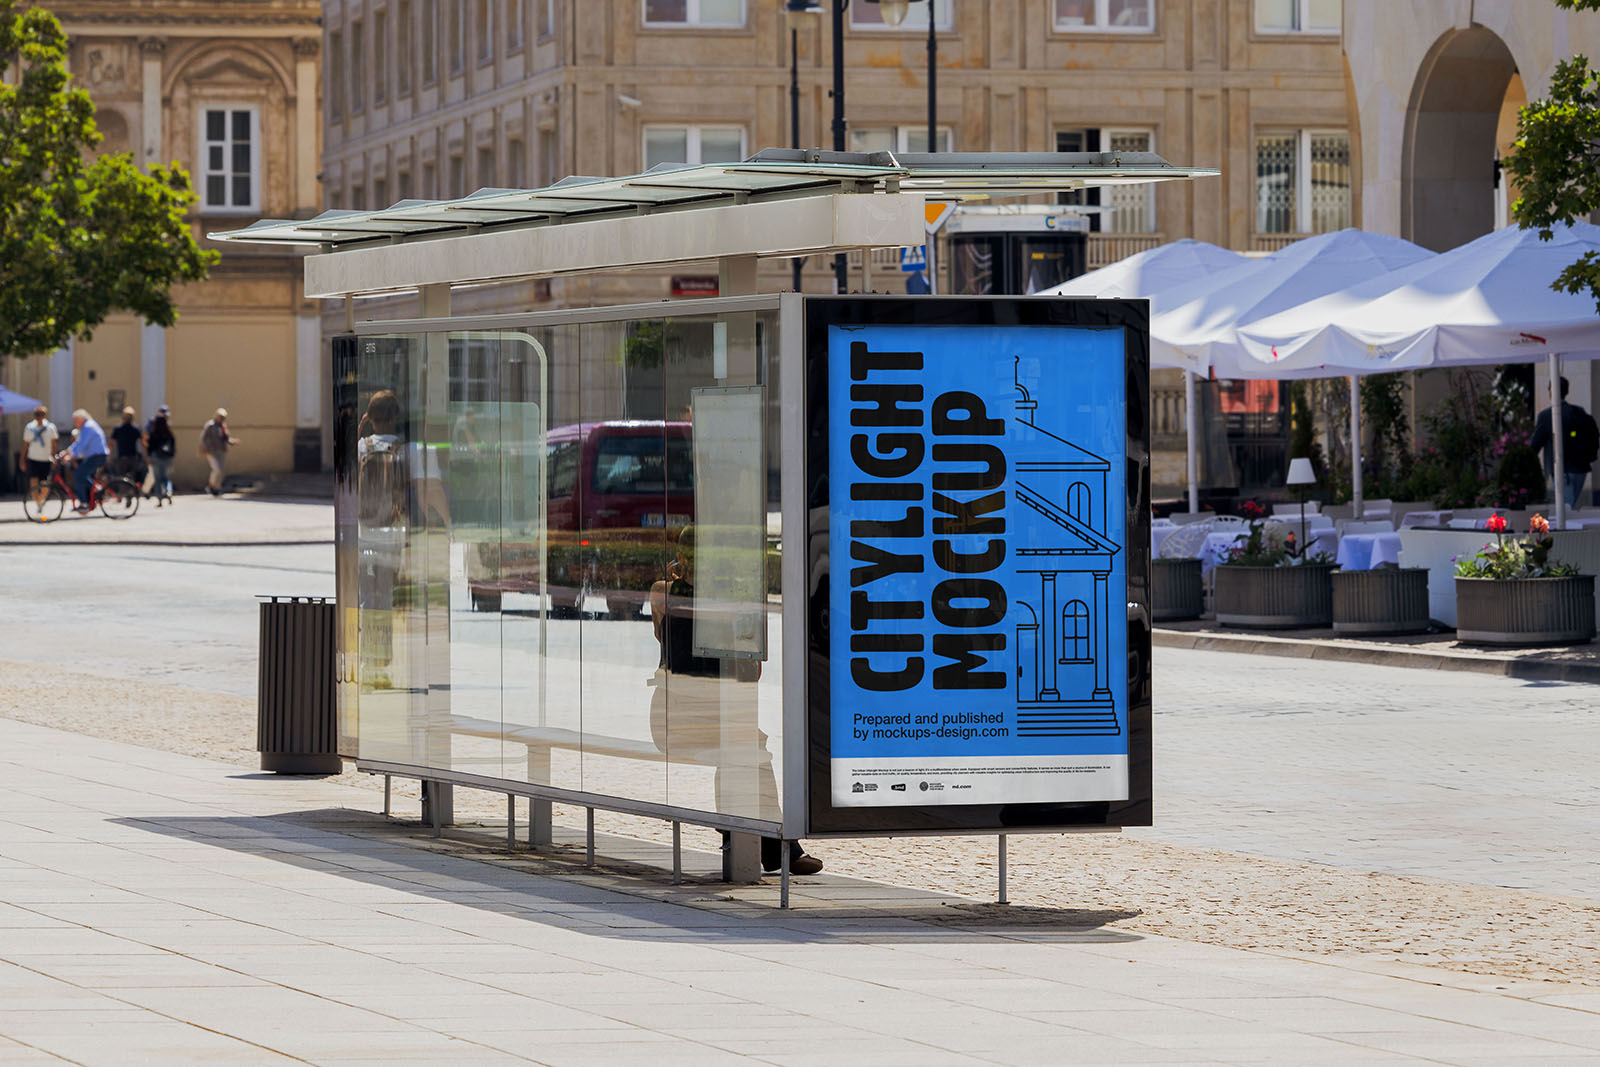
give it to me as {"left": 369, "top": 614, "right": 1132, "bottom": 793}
{"left": 649, "top": 526, "right": 822, "bottom": 876}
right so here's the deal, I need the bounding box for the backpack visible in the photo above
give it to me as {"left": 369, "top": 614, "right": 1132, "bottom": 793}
{"left": 358, "top": 435, "right": 408, "bottom": 526}
{"left": 1570, "top": 407, "right": 1600, "bottom": 470}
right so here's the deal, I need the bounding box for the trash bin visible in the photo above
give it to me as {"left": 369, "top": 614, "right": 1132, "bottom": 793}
{"left": 257, "top": 595, "right": 341, "bottom": 774}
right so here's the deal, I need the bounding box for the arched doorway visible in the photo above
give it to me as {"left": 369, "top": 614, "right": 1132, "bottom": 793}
{"left": 1403, "top": 26, "right": 1520, "bottom": 252}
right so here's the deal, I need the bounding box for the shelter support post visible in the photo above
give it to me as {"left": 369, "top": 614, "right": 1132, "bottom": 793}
{"left": 506, "top": 796, "right": 515, "bottom": 852}
{"left": 672, "top": 822, "right": 682, "bottom": 885}
{"left": 723, "top": 832, "right": 761, "bottom": 884}
{"left": 1552, "top": 353, "right": 1567, "bottom": 530}
{"left": 382, "top": 774, "right": 390, "bottom": 816}
{"left": 586, "top": 808, "right": 595, "bottom": 866}
{"left": 1349, "top": 376, "right": 1363, "bottom": 519}
{"left": 525, "top": 748, "right": 552, "bottom": 847}
{"left": 997, "top": 834, "right": 1008, "bottom": 904}
{"left": 780, "top": 845, "right": 791, "bottom": 910}
{"left": 1184, "top": 370, "right": 1199, "bottom": 514}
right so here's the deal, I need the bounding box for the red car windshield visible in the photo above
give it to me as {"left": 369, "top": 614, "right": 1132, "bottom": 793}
{"left": 590, "top": 434, "right": 693, "bottom": 495}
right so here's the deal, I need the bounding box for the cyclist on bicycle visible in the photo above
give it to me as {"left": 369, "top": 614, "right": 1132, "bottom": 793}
{"left": 56, "top": 409, "right": 109, "bottom": 514}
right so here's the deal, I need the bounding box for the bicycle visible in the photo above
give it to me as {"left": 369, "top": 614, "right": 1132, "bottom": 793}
{"left": 23, "top": 458, "right": 141, "bottom": 522}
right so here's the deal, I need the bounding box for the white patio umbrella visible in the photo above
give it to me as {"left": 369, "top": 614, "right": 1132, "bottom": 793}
{"left": 1043, "top": 239, "right": 1253, "bottom": 512}
{"left": 1237, "top": 222, "right": 1600, "bottom": 527}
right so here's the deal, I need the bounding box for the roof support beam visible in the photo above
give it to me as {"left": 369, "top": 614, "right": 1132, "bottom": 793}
{"left": 304, "top": 193, "right": 927, "bottom": 299}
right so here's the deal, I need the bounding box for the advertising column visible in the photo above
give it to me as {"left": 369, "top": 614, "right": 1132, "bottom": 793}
{"left": 822, "top": 315, "right": 1133, "bottom": 811}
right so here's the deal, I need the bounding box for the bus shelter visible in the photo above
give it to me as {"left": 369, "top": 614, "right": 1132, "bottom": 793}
{"left": 215, "top": 150, "right": 1213, "bottom": 904}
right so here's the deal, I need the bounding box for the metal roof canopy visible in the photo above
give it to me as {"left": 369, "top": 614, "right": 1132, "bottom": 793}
{"left": 209, "top": 149, "right": 1216, "bottom": 298}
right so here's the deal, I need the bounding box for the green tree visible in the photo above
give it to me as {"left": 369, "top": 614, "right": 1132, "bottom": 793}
{"left": 1503, "top": 0, "right": 1600, "bottom": 311}
{"left": 0, "top": 1, "right": 216, "bottom": 360}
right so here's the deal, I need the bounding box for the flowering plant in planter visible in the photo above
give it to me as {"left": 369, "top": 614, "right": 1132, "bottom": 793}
{"left": 1453, "top": 514, "right": 1579, "bottom": 579}
{"left": 1222, "top": 521, "right": 1334, "bottom": 568}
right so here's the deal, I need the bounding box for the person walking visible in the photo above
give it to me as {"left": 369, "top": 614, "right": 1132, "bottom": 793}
{"left": 19, "top": 406, "right": 58, "bottom": 510}
{"left": 144, "top": 405, "right": 177, "bottom": 506}
{"left": 108, "top": 407, "right": 144, "bottom": 480}
{"left": 198, "top": 408, "right": 239, "bottom": 496}
{"left": 1530, "top": 377, "right": 1600, "bottom": 510}
{"left": 57, "top": 409, "right": 108, "bottom": 514}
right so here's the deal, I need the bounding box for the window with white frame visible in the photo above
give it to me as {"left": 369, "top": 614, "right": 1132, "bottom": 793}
{"left": 1255, "top": 129, "right": 1350, "bottom": 233}
{"left": 851, "top": 0, "right": 952, "bottom": 29}
{"left": 1055, "top": 127, "right": 1155, "bottom": 232}
{"left": 1254, "top": 0, "right": 1339, "bottom": 34}
{"left": 642, "top": 0, "right": 744, "bottom": 27}
{"left": 643, "top": 125, "right": 745, "bottom": 169}
{"left": 847, "top": 126, "right": 954, "bottom": 153}
{"left": 1053, "top": 0, "right": 1154, "bottom": 33}
{"left": 199, "top": 107, "right": 259, "bottom": 212}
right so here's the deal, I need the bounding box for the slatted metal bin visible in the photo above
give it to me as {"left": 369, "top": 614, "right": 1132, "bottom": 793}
{"left": 257, "top": 596, "right": 341, "bottom": 774}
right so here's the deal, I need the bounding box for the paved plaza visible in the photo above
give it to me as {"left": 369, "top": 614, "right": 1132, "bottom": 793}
{"left": 3, "top": 717, "right": 1600, "bottom": 1066}
{"left": 2, "top": 530, "right": 1600, "bottom": 1061}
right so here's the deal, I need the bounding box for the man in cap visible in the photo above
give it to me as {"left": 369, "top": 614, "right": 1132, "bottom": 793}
{"left": 198, "top": 407, "right": 240, "bottom": 496}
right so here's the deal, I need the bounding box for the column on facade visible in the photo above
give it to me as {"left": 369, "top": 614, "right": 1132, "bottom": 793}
{"left": 140, "top": 325, "right": 165, "bottom": 414}
{"left": 293, "top": 37, "right": 320, "bottom": 214}
{"left": 139, "top": 38, "right": 164, "bottom": 166}
{"left": 50, "top": 341, "right": 75, "bottom": 422}
{"left": 1040, "top": 572, "right": 1059, "bottom": 700}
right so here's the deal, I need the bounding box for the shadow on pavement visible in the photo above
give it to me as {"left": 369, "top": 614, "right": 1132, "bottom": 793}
{"left": 111, "top": 807, "right": 1143, "bottom": 947}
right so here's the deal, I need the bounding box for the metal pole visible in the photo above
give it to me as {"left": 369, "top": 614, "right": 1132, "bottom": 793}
{"left": 790, "top": 26, "right": 805, "bottom": 294}
{"left": 506, "top": 795, "right": 515, "bottom": 852}
{"left": 831, "top": 0, "right": 848, "bottom": 293}
{"left": 1552, "top": 353, "right": 1567, "bottom": 530}
{"left": 780, "top": 841, "right": 791, "bottom": 909}
{"left": 926, "top": 6, "right": 936, "bottom": 151}
{"left": 1185, "top": 370, "right": 1199, "bottom": 514}
{"left": 1349, "top": 376, "right": 1363, "bottom": 519}
{"left": 382, "top": 774, "right": 391, "bottom": 817}
{"left": 585, "top": 808, "right": 595, "bottom": 866}
{"left": 997, "top": 834, "right": 1008, "bottom": 904}
{"left": 672, "top": 822, "right": 682, "bottom": 885}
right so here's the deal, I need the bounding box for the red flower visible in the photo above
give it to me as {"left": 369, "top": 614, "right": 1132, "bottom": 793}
{"left": 1486, "top": 514, "right": 1508, "bottom": 533}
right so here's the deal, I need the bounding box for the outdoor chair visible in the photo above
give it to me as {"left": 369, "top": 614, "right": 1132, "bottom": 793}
{"left": 1361, "top": 498, "right": 1394, "bottom": 518}
{"left": 1158, "top": 515, "right": 1237, "bottom": 559}
{"left": 1338, "top": 519, "right": 1396, "bottom": 535}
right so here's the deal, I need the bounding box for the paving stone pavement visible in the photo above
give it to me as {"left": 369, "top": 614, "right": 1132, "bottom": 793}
{"left": 3, "top": 718, "right": 1599, "bottom": 1065}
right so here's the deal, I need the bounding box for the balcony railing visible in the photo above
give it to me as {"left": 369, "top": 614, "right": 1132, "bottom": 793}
{"left": 1087, "top": 232, "right": 1164, "bottom": 270}
{"left": 1251, "top": 234, "right": 1304, "bottom": 253}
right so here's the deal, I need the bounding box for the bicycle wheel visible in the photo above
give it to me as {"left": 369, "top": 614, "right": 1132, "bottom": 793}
{"left": 23, "top": 485, "right": 66, "bottom": 523}
{"left": 99, "top": 477, "right": 141, "bottom": 520}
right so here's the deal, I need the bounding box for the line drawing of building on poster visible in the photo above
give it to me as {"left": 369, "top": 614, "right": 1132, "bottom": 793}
{"left": 1011, "top": 359, "right": 1122, "bottom": 737}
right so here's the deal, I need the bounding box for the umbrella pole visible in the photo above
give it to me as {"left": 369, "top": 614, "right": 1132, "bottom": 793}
{"left": 1349, "top": 376, "right": 1363, "bottom": 519}
{"left": 1185, "top": 370, "right": 1199, "bottom": 514}
{"left": 1551, "top": 352, "right": 1566, "bottom": 531}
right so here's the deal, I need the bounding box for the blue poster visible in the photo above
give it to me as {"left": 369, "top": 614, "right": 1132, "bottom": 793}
{"left": 828, "top": 324, "right": 1129, "bottom": 807}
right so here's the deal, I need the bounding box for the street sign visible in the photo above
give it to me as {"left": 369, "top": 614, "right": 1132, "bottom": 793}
{"left": 925, "top": 202, "right": 956, "bottom": 233}
{"left": 899, "top": 244, "right": 928, "bottom": 273}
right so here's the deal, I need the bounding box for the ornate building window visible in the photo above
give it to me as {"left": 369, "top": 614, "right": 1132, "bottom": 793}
{"left": 199, "top": 107, "right": 258, "bottom": 213}
{"left": 398, "top": 1, "right": 413, "bottom": 93}
{"left": 1254, "top": 0, "right": 1339, "bottom": 34}
{"left": 350, "top": 19, "right": 365, "bottom": 113}
{"left": 329, "top": 30, "right": 345, "bottom": 119}
{"left": 374, "top": 9, "right": 389, "bottom": 105}
{"left": 1255, "top": 129, "right": 1350, "bottom": 234}
{"left": 643, "top": 0, "right": 744, "bottom": 28}
{"left": 422, "top": 0, "right": 438, "bottom": 84}
{"left": 506, "top": 0, "right": 524, "bottom": 51}
{"left": 1053, "top": 0, "right": 1153, "bottom": 33}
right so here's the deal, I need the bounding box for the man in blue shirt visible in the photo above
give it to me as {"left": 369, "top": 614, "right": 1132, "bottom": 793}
{"left": 58, "top": 408, "right": 109, "bottom": 513}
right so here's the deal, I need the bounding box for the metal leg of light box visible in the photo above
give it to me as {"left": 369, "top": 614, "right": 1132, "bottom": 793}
{"left": 672, "top": 822, "right": 682, "bottom": 885}
{"left": 997, "top": 834, "right": 1009, "bottom": 905}
{"left": 506, "top": 795, "right": 515, "bottom": 852}
{"left": 780, "top": 843, "right": 791, "bottom": 910}
{"left": 586, "top": 808, "right": 595, "bottom": 866}
{"left": 382, "top": 775, "right": 390, "bottom": 817}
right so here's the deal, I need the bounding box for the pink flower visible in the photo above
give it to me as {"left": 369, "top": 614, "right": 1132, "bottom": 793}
{"left": 1486, "top": 514, "right": 1508, "bottom": 533}
{"left": 1530, "top": 514, "right": 1550, "bottom": 535}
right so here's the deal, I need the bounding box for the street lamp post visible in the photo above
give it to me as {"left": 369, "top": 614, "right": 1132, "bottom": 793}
{"left": 784, "top": 1, "right": 822, "bottom": 292}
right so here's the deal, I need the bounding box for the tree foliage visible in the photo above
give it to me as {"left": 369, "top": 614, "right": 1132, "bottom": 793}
{"left": 0, "top": 1, "right": 216, "bottom": 360}
{"left": 1504, "top": 0, "right": 1600, "bottom": 311}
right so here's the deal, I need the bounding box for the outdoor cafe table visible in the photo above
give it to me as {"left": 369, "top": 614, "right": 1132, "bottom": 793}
{"left": 1199, "top": 527, "right": 1338, "bottom": 574}
{"left": 1400, "top": 510, "right": 1452, "bottom": 528}
{"left": 1336, "top": 531, "right": 1404, "bottom": 571}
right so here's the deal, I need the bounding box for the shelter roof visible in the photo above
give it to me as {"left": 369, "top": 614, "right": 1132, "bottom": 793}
{"left": 209, "top": 148, "right": 1217, "bottom": 251}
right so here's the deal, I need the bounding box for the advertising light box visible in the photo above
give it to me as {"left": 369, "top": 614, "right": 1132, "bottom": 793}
{"left": 804, "top": 298, "right": 1152, "bottom": 836}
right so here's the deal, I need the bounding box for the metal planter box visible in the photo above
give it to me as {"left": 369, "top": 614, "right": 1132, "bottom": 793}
{"left": 1332, "top": 568, "right": 1430, "bottom": 635}
{"left": 1215, "top": 563, "right": 1336, "bottom": 629}
{"left": 1454, "top": 575, "right": 1596, "bottom": 647}
{"left": 1152, "top": 558, "right": 1203, "bottom": 621}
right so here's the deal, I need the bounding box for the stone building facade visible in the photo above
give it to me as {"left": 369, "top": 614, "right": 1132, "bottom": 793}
{"left": 4, "top": 0, "right": 323, "bottom": 486}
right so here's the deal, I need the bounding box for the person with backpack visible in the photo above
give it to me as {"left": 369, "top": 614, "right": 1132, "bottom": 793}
{"left": 143, "top": 405, "right": 177, "bottom": 506}
{"left": 1529, "top": 377, "right": 1600, "bottom": 510}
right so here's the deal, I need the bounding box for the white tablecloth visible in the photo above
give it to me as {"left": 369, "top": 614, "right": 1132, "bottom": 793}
{"left": 1200, "top": 528, "right": 1338, "bottom": 573}
{"left": 1275, "top": 513, "right": 1334, "bottom": 533}
{"left": 1400, "top": 510, "right": 1452, "bottom": 528}
{"left": 1336, "top": 532, "right": 1404, "bottom": 571}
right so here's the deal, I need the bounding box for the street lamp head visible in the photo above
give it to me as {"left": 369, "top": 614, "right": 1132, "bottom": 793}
{"left": 865, "top": 0, "right": 927, "bottom": 28}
